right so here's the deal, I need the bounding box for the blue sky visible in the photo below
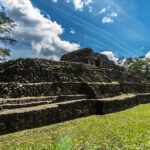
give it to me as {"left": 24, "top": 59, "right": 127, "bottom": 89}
{"left": 1, "top": 0, "right": 150, "bottom": 61}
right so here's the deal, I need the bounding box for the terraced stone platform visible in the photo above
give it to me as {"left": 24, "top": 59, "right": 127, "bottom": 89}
{"left": 0, "top": 58, "right": 150, "bottom": 135}
{"left": 0, "top": 93, "right": 150, "bottom": 135}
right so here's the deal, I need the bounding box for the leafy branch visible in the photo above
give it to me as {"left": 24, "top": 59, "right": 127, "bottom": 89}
{"left": 0, "top": 12, "right": 17, "bottom": 61}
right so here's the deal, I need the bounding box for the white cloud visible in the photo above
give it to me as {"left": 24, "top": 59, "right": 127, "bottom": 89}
{"left": 66, "top": 0, "right": 70, "bottom": 3}
{"left": 89, "top": 6, "right": 93, "bottom": 13}
{"left": 110, "top": 12, "right": 118, "bottom": 17}
{"left": 49, "top": 55, "right": 60, "bottom": 61}
{"left": 101, "top": 51, "right": 118, "bottom": 64}
{"left": 52, "top": 0, "right": 58, "bottom": 3}
{"left": 73, "top": 0, "right": 84, "bottom": 10}
{"left": 0, "top": 0, "right": 80, "bottom": 60}
{"left": 145, "top": 51, "right": 150, "bottom": 58}
{"left": 64, "top": 0, "right": 93, "bottom": 11}
{"left": 102, "top": 16, "right": 114, "bottom": 23}
{"left": 99, "top": 8, "right": 106, "bottom": 15}
{"left": 70, "top": 28, "right": 75, "bottom": 34}
{"left": 102, "top": 12, "right": 118, "bottom": 24}
{"left": 73, "top": 0, "right": 92, "bottom": 11}
{"left": 84, "top": 0, "right": 92, "bottom": 6}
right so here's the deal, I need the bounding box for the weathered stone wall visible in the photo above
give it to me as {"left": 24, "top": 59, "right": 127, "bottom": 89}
{"left": 0, "top": 58, "right": 110, "bottom": 83}
{"left": 98, "top": 94, "right": 150, "bottom": 114}
{"left": 0, "top": 58, "right": 149, "bottom": 84}
{"left": 61, "top": 48, "right": 121, "bottom": 70}
{"left": 109, "top": 69, "right": 149, "bottom": 83}
{"left": 0, "top": 82, "right": 86, "bottom": 98}
{"left": 0, "top": 93, "right": 150, "bottom": 135}
{"left": 0, "top": 100, "right": 97, "bottom": 135}
{"left": 0, "top": 82, "right": 150, "bottom": 98}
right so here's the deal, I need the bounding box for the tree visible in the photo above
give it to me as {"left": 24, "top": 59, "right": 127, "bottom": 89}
{"left": 0, "top": 48, "right": 10, "bottom": 61}
{"left": 144, "top": 58, "right": 150, "bottom": 79}
{"left": 124, "top": 57, "right": 133, "bottom": 66}
{"left": 129, "top": 59, "right": 144, "bottom": 74}
{"left": 0, "top": 12, "right": 17, "bottom": 61}
{"left": 124, "top": 56, "right": 150, "bottom": 79}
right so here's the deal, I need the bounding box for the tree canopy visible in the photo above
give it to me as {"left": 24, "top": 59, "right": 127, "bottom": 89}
{"left": 124, "top": 56, "right": 150, "bottom": 79}
{"left": 0, "top": 12, "right": 17, "bottom": 61}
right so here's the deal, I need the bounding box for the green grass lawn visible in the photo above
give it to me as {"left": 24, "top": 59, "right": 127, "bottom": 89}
{"left": 0, "top": 104, "right": 150, "bottom": 150}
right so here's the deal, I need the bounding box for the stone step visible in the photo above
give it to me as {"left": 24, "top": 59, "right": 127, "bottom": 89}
{"left": 0, "top": 94, "right": 87, "bottom": 104}
{"left": 0, "top": 96, "right": 57, "bottom": 104}
{"left": 0, "top": 94, "right": 88, "bottom": 110}
{"left": 0, "top": 101, "right": 52, "bottom": 110}
{"left": 57, "top": 95, "right": 87, "bottom": 102}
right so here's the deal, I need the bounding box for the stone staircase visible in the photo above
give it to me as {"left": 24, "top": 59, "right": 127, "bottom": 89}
{"left": 0, "top": 94, "right": 87, "bottom": 110}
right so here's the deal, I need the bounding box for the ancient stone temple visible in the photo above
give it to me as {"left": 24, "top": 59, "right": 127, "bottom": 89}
{"left": 61, "top": 48, "right": 121, "bottom": 70}
{"left": 0, "top": 49, "right": 150, "bottom": 135}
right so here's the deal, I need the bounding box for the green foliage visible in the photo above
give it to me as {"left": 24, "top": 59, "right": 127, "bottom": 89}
{"left": 0, "top": 48, "right": 10, "bottom": 60}
{"left": 0, "top": 103, "right": 150, "bottom": 150}
{"left": 0, "top": 19, "right": 3, "bottom": 35}
{"left": 124, "top": 56, "right": 150, "bottom": 79}
{"left": 0, "top": 12, "right": 15, "bottom": 35}
{"left": 124, "top": 57, "right": 133, "bottom": 66}
{"left": 0, "top": 19, "right": 3, "bottom": 33}
{"left": 0, "top": 19, "right": 3, "bottom": 25}
{"left": 0, "top": 12, "right": 17, "bottom": 60}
